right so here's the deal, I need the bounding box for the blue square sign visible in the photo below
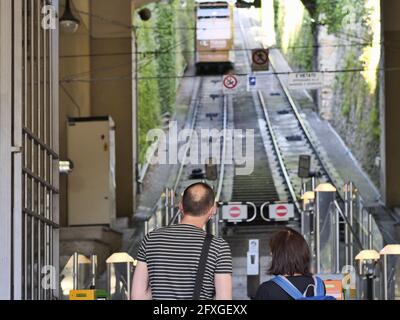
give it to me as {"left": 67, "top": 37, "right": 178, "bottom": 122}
{"left": 249, "top": 76, "right": 256, "bottom": 86}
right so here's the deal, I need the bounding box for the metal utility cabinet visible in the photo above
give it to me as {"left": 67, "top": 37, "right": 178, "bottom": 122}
{"left": 67, "top": 117, "right": 116, "bottom": 226}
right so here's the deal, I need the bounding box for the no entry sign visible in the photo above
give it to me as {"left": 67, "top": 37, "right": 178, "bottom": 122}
{"left": 222, "top": 204, "right": 248, "bottom": 221}
{"left": 269, "top": 203, "right": 294, "bottom": 221}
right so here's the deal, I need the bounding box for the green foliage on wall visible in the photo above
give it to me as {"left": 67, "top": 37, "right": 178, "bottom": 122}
{"left": 316, "top": 0, "right": 367, "bottom": 35}
{"left": 318, "top": 0, "right": 381, "bottom": 142}
{"left": 136, "top": 4, "right": 162, "bottom": 163}
{"left": 275, "top": 0, "right": 381, "bottom": 184}
{"left": 136, "top": 0, "right": 195, "bottom": 163}
{"left": 274, "top": 0, "right": 314, "bottom": 72}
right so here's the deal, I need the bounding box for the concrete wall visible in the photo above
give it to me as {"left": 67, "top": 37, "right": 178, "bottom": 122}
{"left": 90, "top": 0, "right": 135, "bottom": 219}
{"left": 59, "top": 0, "right": 92, "bottom": 226}
{"left": 381, "top": 0, "right": 400, "bottom": 207}
{"left": 59, "top": 0, "right": 137, "bottom": 225}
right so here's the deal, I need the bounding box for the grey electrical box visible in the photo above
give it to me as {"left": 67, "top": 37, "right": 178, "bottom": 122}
{"left": 67, "top": 117, "right": 116, "bottom": 226}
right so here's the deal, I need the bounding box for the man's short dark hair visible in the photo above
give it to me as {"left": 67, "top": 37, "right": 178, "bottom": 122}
{"left": 268, "top": 228, "right": 312, "bottom": 276}
{"left": 182, "top": 183, "right": 215, "bottom": 217}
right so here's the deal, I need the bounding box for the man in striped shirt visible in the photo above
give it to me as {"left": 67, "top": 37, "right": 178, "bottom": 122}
{"left": 132, "top": 183, "right": 233, "bottom": 300}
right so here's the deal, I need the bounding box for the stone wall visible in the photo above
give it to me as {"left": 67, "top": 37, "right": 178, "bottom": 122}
{"left": 274, "top": 0, "right": 382, "bottom": 187}
{"left": 316, "top": 0, "right": 382, "bottom": 186}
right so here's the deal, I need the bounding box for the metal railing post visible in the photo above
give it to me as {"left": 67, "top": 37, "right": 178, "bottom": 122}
{"left": 73, "top": 252, "right": 79, "bottom": 290}
{"left": 171, "top": 191, "right": 177, "bottom": 224}
{"left": 315, "top": 197, "right": 321, "bottom": 274}
{"left": 349, "top": 182, "right": 354, "bottom": 263}
{"left": 383, "top": 254, "right": 388, "bottom": 300}
{"left": 126, "top": 262, "right": 131, "bottom": 300}
{"left": 344, "top": 183, "right": 349, "bottom": 266}
{"left": 90, "top": 255, "right": 97, "bottom": 289}
{"left": 335, "top": 205, "right": 340, "bottom": 273}
{"left": 368, "top": 212, "right": 373, "bottom": 250}
{"left": 165, "top": 188, "right": 170, "bottom": 225}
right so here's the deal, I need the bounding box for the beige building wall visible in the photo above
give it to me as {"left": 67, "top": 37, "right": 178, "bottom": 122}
{"left": 59, "top": 0, "right": 92, "bottom": 226}
{"left": 59, "top": 0, "right": 137, "bottom": 225}
{"left": 90, "top": 0, "right": 135, "bottom": 219}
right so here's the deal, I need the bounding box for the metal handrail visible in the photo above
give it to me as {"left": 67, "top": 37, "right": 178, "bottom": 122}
{"left": 238, "top": 13, "right": 301, "bottom": 215}
{"left": 257, "top": 92, "right": 301, "bottom": 214}
{"left": 334, "top": 199, "right": 364, "bottom": 251}
{"left": 215, "top": 95, "right": 228, "bottom": 203}
{"left": 268, "top": 53, "right": 343, "bottom": 204}
{"left": 172, "top": 79, "right": 203, "bottom": 193}
{"left": 246, "top": 202, "right": 258, "bottom": 222}
{"left": 267, "top": 50, "right": 372, "bottom": 258}
{"left": 169, "top": 93, "right": 229, "bottom": 226}
{"left": 260, "top": 202, "right": 271, "bottom": 222}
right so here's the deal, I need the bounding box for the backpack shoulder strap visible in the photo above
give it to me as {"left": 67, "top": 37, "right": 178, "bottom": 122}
{"left": 313, "top": 276, "right": 325, "bottom": 296}
{"left": 271, "top": 276, "right": 303, "bottom": 300}
{"left": 192, "top": 233, "right": 213, "bottom": 300}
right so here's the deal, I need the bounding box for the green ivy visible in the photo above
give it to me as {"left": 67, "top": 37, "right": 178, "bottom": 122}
{"left": 316, "top": 0, "right": 368, "bottom": 35}
{"left": 136, "top": 0, "right": 195, "bottom": 163}
{"left": 274, "top": 0, "right": 314, "bottom": 71}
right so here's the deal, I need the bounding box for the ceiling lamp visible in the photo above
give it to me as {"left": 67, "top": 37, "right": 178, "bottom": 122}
{"left": 138, "top": 8, "right": 152, "bottom": 21}
{"left": 60, "top": 0, "right": 80, "bottom": 34}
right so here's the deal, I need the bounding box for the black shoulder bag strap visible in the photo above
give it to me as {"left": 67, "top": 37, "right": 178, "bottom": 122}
{"left": 192, "top": 233, "right": 213, "bottom": 300}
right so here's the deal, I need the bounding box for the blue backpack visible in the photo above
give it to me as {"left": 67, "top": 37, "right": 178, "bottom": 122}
{"left": 271, "top": 275, "right": 336, "bottom": 300}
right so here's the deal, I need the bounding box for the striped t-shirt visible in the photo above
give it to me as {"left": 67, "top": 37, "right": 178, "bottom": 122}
{"left": 137, "top": 224, "right": 232, "bottom": 300}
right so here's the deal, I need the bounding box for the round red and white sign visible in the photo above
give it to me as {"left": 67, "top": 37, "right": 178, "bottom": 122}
{"left": 276, "top": 205, "right": 288, "bottom": 218}
{"left": 229, "top": 206, "right": 241, "bottom": 219}
{"left": 223, "top": 75, "right": 238, "bottom": 89}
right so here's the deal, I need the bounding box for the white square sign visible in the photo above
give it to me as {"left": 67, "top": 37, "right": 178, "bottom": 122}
{"left": 248, "top": 239, "right": 259, "bottom": 253}
{"left": 288, "top": 72, "right": 323, "bottom": 90}
{"left": 247, "top": 74, "right": 270, "bottom": 92}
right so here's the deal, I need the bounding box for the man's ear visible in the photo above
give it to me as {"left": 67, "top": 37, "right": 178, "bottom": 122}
{"left": 179, "top": 202, "right": 184, "bottom": 213}
{"left": 209, "top": 204, "right": 217, "bottom": 217}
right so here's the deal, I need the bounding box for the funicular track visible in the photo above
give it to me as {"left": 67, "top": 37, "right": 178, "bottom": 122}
{"left": 237, "top": 11, "right": 344, "bottom": 217}
{"left": 168, "top": 75, "right": 229, "bottom": 224}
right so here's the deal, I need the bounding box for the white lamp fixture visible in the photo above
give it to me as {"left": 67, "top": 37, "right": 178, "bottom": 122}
{"left": 60, "top": 0, "right": 80, "bottom": 34}
{"left": 314, "top": 183, "right": 337, "bottom": 193}
{"left": 301, "top": 191, "right": 315, "bottom": 205}
{"left": 106, "top": 252, "right": 137, "bottom": 265}
{"left": 59, "top": 159, "right": 74, "bottom": 174}
{"left": 355, "top": 250, "right": 380, "bottom": 300}
{"left": 380, "top": 245, "right": 400, "bottom": 300}
{"left": 380, "top": 244, "right": 400, "bottom": 255}
{"left": 355, "top": 250, "right": 380, "bottom": 261}
{"left": 106, "top": 252, "right": 137, "bottom": 300}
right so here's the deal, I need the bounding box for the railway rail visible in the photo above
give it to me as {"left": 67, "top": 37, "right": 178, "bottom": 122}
{"left": 237, "top": 12, "right": 341, "bottom": 218}
{"left": 168, "top": 75, "right": 229, "bottom": 225}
